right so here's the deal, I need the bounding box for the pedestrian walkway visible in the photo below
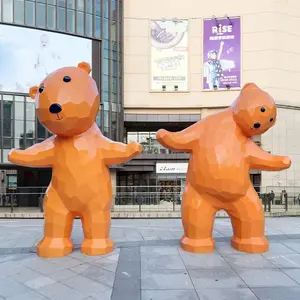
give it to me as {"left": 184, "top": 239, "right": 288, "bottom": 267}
{"left": 0, "top": 218, "right": 300, "bottom": 299}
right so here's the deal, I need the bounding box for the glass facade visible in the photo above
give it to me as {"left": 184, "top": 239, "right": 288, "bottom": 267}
{"left": 0, "top": 0, "right": 124, "bottom": 163}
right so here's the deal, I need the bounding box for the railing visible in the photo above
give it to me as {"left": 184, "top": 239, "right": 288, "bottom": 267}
{"left": 0, "top": 185, "right": 300, "bottom": 214}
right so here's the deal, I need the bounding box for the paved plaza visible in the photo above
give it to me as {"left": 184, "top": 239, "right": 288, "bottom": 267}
{"left": 0, "top": 218, "right": 300, "bottom": 299}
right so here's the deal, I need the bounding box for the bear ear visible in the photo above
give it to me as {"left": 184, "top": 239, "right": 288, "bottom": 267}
{"left": 29, "top": 86, "right": 39, "bottom": 99}
{"left": 242, "top": 83, "right": 258, "bottom": 90}
{"left": 78, "top": 62, "right": 91, "bottom": 74}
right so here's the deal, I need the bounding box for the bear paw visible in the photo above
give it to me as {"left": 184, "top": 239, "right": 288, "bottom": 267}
{"left": 231, "top": 236, "right": 269, "bottom": 253}
{"left": 180, "top": 235, "right": 215, "bottom": 253}
{"left": 37, "top": 237, "right": 73, "bottom": 258}
{"left": 81, "top": 238, "right": 114, "bottom": 256}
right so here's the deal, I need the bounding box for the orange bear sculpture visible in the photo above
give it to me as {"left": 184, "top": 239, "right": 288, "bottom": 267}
{"left": 156, "top": 83, "right": 291, "bottom": 254}
{"left": 8, "top": 62, "right": 142, "bottom": 258}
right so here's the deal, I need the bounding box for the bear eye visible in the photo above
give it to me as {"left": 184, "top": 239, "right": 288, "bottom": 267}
{"left": 63, "top": 76, "right": 71, "bottom": 83}
{"left": 261, "top": 107, "right": 266, "bottom": 112}
{"left": 38, "top": 86, "right": 44, "bottom": 93}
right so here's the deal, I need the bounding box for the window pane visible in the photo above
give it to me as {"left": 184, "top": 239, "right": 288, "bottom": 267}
{"left": 103, "top": 18, "right": 109, "bottom": 39}
{"left": 104, "top": 111, "right": 109, "bottom": 127}
{"left": 104, "top": 0, "right": 108, "bottom": 18}
{"left": 127, "top": 132, "right": 138, "bottom": 143}
{"left": 102, "top": 91, "right": 108, "bottom": 102}
{"left": 95, "top": 16, "right": 101, "bottom": 38}
{"left": 3, "top": 119, "right": 12, "bottom": 137}
{"left": 25, "top": 0, "right": 35, "bottom": 26}
{"left": 37, "top": 3, "right": 46, "bottom": 27}
{"left": 14, "top": 101, "right": 24, "bottom": 120}
{"left": 3, "top": 100, "right": 13, "bottom": 119}
{"left": 14, "top": 0, "right": 25, "bottom": 24}
{"left": 58, "top": 7, "right": 66, "bottom": 31}
{"left": 26, "top": 102, "right": 35, "bottom": 121}
{"left": 103, "top": 58, "right": 109, "bottom": 75}
{"left": 58, "top": 0, "right": 65, "bottom": 7}
{"left": 14, "top": 120, "right": 24, "bottom": 139}
{"left": 77, "top": 0, "right": 84, "bottom": 11}
{"left": 103, "top": 75, "right": 109, "bottom": 92}
{"left": 3, "top": 138, "right": 13, "bottom": 149}
{"left": 67, "top": 0, "right": 75, "bottom": 9}
{"left": 86, "top": 13, "right": 93, "bottom": 36}
{"left": 103, "top": 39, "right": 109, "bottom": 49}
{"left": 67, "top": 9, "right": 75, "bottom": 33}
{"left": 26, "top": 121, "right": 35, "bottom": 138}
{"left": 47, "top": 5, "right": 56, "bottom": 29}
{"left": 47, "top": 0, "right": 56, "bottom": 4}
{"left": 14, "top": 139, "right": 22, "bottom": 149}
{"left": 76, "top": 11, "right": 84, "bottom": 35}
{"left": 86, "top": 0, "right": 92, "bottom": 13}
{"left": 95, "top": 0, "right": 100, "bottom": 16}
{"left": 3, "top": 0, "right": 13, "bottom": 22}
{"left": 37, "top": 121, "right": 46, "bottom": 139}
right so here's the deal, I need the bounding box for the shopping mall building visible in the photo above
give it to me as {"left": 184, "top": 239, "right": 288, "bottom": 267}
{"left": 0, "top": 0, "right": 300, "bottom": 208}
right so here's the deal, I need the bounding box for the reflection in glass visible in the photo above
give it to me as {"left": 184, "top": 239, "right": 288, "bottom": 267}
{"left": 104, "top": 0, "right": 108, "bottom": 18}
{"left": 58, "top": 0, "right": 66, "bottom": 7}
{"left": 37, "top": 121, "right": 46, "bottom": 139}
{"left": 3, "top": 100, "right": 13, "bottom": 119}
{"left": 86, "top": 14, "right": 93, "bottom": 37}
{"left": 58, "top": 7, "right": 66, "bottom": 31}
{"left": 36, "top": 3, "right": 46, "bottom": 27}
{"left": 95, "top": 16, "right": 101, "bottom": 38}
{"left": 67, "top": 9, "right": 75, "bottom": 33}
{"left": 86, "top": 0, "right": 92, "bottom": 13}
{"left": 47, "top": 5, "right": 56, "bottom": 29}
{"left": 14, "top": 101, "right": 24, "bottom": 120}
{"left": 25, "top": 0, "right": 35, "bottom": 26}
{"left": 3, "top": 150, "right": 11, "bottom": 163}
{"left": 14, "top": 120, "right": 24, "bottom": 139}
{"left": 95, "top": 0, "right": 100, "bottom": 16}
{"left": 3, "top": 138, "right": 12, "bottom": 149}
{"left": 26, "top": 121, "right": 35, "bottom": 138}
{"left": 3, "top": 0, "right": 13, "bottom": 22}
{"left": 104, "top": 111, "right": 109, "bottom": 127}
{"left": 76, "top": 11, "right": 84, "bottom": 35}
{"left": 103, "top": 18, "right": 109, "bottom": 39}
{"left": 103, "top": 59, "right": 109, "bottom": 75}
{"left": 14, "top": 0, "right": 25, "bottom": 24}
{"left": 103, "top": 75, "right": 109, "bottom": 92}
{"left": 26, "top": 102, "right": 35, "bottom": 121}
{"left": 77, "top": 0, "right": 84, "bottom": 11}
{"left": 67, "top": 0, "right": 75, "bottom": 9}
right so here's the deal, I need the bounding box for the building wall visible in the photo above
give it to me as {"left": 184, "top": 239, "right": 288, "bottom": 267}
{"left": 123, "top": 0, "right": 300, "bottom": 187}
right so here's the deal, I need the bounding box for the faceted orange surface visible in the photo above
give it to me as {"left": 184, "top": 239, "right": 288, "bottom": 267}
{"left": 8, "top": 62, "right": 142, "bottom": 258}
{"left": 156, "top": 83, "right": 291, "bottom": 254}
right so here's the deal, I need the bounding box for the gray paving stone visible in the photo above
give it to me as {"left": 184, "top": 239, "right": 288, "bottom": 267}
{"left": 282, "top": 268, "right": 300, "bottom": 284}
{"left": 282, "top": 240, "right": 300, "bottom": 253}
{"left": 62, "top": 274, "right": 110, "bottom": 296}
{"left": 22, "top": 257, "right": 65, "bottom": 275}
{"left": 5, "top": 290, "right": 48, "bottom": 300}
{"left": 47, "top": 269, "right": 78, "bottom": 281}
{"left": 179, "top": 251, "right": 231, "bottom": 269}
{"left": 142, "top": 290, "right": 199, "bottom": 300}
{"left": 223, "top": 254, "right": 277, "bottom": 269}
{"left": 236, "top": 269, "right": 299, "bottom": 288}
{"left": 188, "top": 269, "right": 246, "bottom": 289}
{"left": 38, "top": 282, "right": 86, "bottom": 300}
{"left": 140, "top": 246, "right": 179, "bottom": 258}
{"left": 24, "top": 275, "right": 56, "bottom": 290}
{"left": 252, "top": 287, "right": 300, "bottom": 300}
{"left": 264, "top": 253, "right": 300, "bottom": 268}
{"left": 141, "top": 252, "right": 185, "bottom": 270}
{"left": 196, "top": 288, "right": 258, "bottom": 300}
{"left": 92, "top": 288, "right": 113, "bottom": 300}
{"left": 9, "top": 267, "right": 42, "bottom": 283}
{"left": 142, "top": 269, "right": 194, "bottom": 290}
{"left": 215, "top": 242, "right": 249, "bottom": 255}
{"left": 0, "top": 261, "right": 27, "bottom": 278}
{"left": 0, "top": 277, "right": 32, "bottom": 298}
{"left": 262, "top": 242, "right": 297, "bottom": 255}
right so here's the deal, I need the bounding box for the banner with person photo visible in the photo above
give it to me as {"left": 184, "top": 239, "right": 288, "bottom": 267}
{"left": 150, "top": 19, "right": 189, "bottom": 92}
{"left": 203, "top": 17, "right": 241, "bottom": 91}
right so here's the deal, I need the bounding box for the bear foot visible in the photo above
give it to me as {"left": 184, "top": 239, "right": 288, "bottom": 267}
{"left": 180, "top": 235, "right": 214, "bottom": 253}
{"left": 231, "top": 236, "right": 269, "bottom": 253}
{"left": 81, "top": 238, "right": 114, "bottom": 256}
{"left": 37, "top": 237, "right": 73, "bottom": 258}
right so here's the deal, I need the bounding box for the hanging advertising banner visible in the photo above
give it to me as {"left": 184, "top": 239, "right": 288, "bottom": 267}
{"left": 150, "top": 19, "right": 189, "bottom": 92}
{"left": 203, "top": 16, "right": 241, "bottom": 91}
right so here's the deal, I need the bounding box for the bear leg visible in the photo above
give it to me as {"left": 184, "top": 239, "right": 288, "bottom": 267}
{"left": 37, "top": 186, "right": 74, "bottom": 258}
{"left": 226, "top": 187, "right": 269, "bottom": 253}
{"left": 81, "top": 207, "right": 113, "bottom": 256}
{"left": 180, "top": 184, "right": 218, "bottom": 253}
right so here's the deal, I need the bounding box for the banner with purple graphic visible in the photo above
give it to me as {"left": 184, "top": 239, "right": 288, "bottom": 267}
{"left": 203, "top": 17, "right": 241, "bottom": 91}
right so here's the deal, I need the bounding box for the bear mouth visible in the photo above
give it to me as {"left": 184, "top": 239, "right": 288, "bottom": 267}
{"left": 56, "top": 114, "right": 63, "bottom": 121}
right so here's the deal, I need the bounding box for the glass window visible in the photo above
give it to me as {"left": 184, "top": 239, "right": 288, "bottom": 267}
{"left": 102, "top": 91, "right": 109, "bottom": 102}
{"left": 112, "top": 77, "right": 117, "bottom": 93}
{"left": 112, "top": 60, "right": 117, "bottom": 76}
{"left": 26, "top": 121, "right": 35, "bottom": 138}
{"left": 3, "top": 138, "right": 13, "bottom": 149}
{"left": 103, "top": 18, "right": 109, "bottom": 39}
{"left": 37, "top": 121, "right": 46, "bottom": 139}
{"left": 103, "top": 101, "right": 109, "bottom": 110}
{"left": 47, "top": 0, "right": 56, "bottom": 4}
{"left": 86, "top": 13, "right": 93, "bottom": 37}
{"left": 14, "top": 0, "right": 25, "bottom": 24}
{"left": 36, "top": 3, "right": 46, "bottom": 27}
{"left": 77, "top": 0, "right": 84, "bottom": 11}
{"left": 95, "top": 16, "right": 101, "bottom": 38}
{"left": 96, "top": 111, "right": 101, "bottom": 127}
{"left": 127, "top": 132, "right": 138, "bottom": 143}
{"left": 25, "top": 0, "right": 35, "bottom": 26}
{"left": 76, "top": 11, "right": 84, "bottom": 35}
{"left": 103, "top": 127, "right": 109, "bottom": 137}
{"left": 103, "top": 39, "right": 109, "bottom": 49}
{"left": 104, "top": 111, "right": 109, "bottom": 127}
{"left": 37, "top": 0, "right": 46, "bottom": 2}
{"left": 47, "top": 5, "right": 56, "bottom": 29}
{"left": 103, "top": 58, "right": 109, "bottom": 75}
{"left": 14, "top": 101, "right": 24, "bottom": 120}
{"left": 3, "top": 0, "right": 13, "bottom": 22}
{"left": 3, "top": 119, "right": 12, "bottom": 137}
{"left": 14, "top": 120, "right": 24, "bottom": 139}
{"left": 14, "top": 139, "right": 22, "bottom": 149}
{"left": 67, "top": 9, "right": 75, "bottom": 33}
{"left": 103, "top": 0, "right": 108, "bottom": 18}
{"left": 67, "top": 0, "right": 75, "bottom": 9}
{"left": 58, "top": 7, "right": 66, "bottom": 31}
{"left": 85, "top": 0, "right": 92, "bottom": 13}
{"left": 103, "top": 75, "right": 109, "bottom": 92}
{"left": 111, "top": 102, "right": 117, "bottom": 112}
{"left": 95, "top": 0, "right": 100, "bottom": 16}
{"left": 26, "top": 102, "right": 35, "bottom": 121}
{"left": 3, "top": 150, "right": 11, "bottom": 162}
{"left": 103, "top": 49, "right": 109, "bottom": 59}
{"left": 111, "top": 23, "right": 117, "bottom": 42}
{"left": 58, "top": 0, "right": 65, "bottom": 7}
{"left": 3, "top": 99, "right": 13, "bottom": 119}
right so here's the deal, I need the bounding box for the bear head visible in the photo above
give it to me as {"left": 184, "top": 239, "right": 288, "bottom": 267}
{"left": 29, "top": 62, "right": 100, "bottom": 137}
{"left": 232, "top": 83, "right": 276, "bottom": 137}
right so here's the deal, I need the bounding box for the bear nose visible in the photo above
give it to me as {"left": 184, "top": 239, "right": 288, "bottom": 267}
{"left": 254, "top": 122, "right": 261, "bottom": 129}
{"left": 49, "top": 103, "right": 62, "bottom": 114}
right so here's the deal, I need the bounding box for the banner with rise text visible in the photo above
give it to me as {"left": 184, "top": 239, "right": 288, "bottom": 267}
{"left": 203, "top": 17, "right": 241, "bottom": 91}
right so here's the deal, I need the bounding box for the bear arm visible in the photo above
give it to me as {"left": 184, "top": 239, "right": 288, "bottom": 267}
{"left": 101, "top": 140, "right": 141, "bottom": 166}
{"left": 247, "top": 140, "right": 291, "bottom": 171}
{"left": 8, "top": 137, "right": 55, "bottom": 168}
{"left": 156, "top": 124, "right": 200, "bottom": 153}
